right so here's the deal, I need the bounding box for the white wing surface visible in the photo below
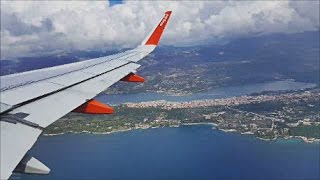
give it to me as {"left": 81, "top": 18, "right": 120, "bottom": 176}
{"left": 0, "top": 11, "right": 172, "bottom": 180}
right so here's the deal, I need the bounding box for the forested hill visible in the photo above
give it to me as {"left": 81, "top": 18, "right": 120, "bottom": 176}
{"left": 1, "top": 31, "right": 319, "bottom": 93}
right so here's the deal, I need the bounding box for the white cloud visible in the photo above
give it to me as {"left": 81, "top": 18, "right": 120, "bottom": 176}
{"left": 1, "top": 1, "right": 319, "bottom": 59}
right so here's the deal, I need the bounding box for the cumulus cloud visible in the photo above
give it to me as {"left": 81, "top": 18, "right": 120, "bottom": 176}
{"left": 1, "top": 1, "right": 319, "bottom": 59}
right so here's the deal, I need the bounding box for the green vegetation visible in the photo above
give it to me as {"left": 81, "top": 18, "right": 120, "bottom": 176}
{"left": 290, "top": 125, "right": 320, "bottom": 139}
{"left": 44, "top": 89, "right": 320, "bottom": 142}
{"left": 44, "top": 106, "right": 220, "bottom": 134}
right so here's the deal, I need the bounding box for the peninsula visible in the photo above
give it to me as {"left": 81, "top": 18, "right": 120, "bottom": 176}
{"left": 44, "top": 87, "right": 320, "bottom": 143}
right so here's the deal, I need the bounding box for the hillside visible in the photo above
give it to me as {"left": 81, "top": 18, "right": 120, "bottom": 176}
{"left": 1, "top": 31, "right": 319, "bottom": 94}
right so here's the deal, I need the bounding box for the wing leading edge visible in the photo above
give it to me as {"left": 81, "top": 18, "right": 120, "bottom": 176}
{"left": 0, "top": 11, "right": 172, "bottom": 180}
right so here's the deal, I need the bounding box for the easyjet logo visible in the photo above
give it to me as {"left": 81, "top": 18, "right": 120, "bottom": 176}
{"left": 160, "top": 14, "right": 169, "bottom": 27}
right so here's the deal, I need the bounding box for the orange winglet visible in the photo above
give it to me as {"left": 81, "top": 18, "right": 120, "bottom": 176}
{"left": 73, "top": 99, "right": 114, "bottom": 114}
{"left": 121, "top": 73, "right": 145, "bottom": 83}
{"left": 145, "top": 11, "right": 172, "bottom": 45}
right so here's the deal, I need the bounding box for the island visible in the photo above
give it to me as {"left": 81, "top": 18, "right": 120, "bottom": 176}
{"left": 44, "top": 87, "right": 320, "bottom": 143}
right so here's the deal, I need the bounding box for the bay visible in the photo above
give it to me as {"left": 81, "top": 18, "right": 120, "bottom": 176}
{"left": 11, "top": 80, "right": 319, "bottom": 180}
{"left": 98, "top": 80, "right": 317, "bottom": 105}
{"left": 13, "top": 126, "right": 320, "bottom": 180}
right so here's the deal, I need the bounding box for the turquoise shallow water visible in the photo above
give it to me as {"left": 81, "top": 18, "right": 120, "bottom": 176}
{"left": 13, "top": 125, "right": 320, "bottom": 180}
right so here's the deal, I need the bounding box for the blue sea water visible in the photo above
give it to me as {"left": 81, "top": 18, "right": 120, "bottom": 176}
{"left": 11, "top": 81, "right": 319, "bottom": 180}
{"left": 13, "top": 126, "right": 320, "bottom": 180}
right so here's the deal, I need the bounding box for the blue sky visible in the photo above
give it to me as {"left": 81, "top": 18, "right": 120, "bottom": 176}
{"left": 1, "top": 1, "right": 319, "bottom": 59}
{"left": 109, "top": 0, "right": 123, "bottom": 7}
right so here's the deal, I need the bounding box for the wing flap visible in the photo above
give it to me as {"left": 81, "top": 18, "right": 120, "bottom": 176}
{"left": 0, "top": 121, "right": 42, "bottom": 180}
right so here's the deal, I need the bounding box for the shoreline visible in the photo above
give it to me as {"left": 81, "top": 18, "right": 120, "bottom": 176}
{"left": 104, "top": 80, "right": 318, "bottom": 98}
{"left": 43, "top": 123, "right": 320, "bottom": 144}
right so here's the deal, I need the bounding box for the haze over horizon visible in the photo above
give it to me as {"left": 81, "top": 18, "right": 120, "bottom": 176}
{"left": 1, "top": 1, "right": 319, "bottom": 59}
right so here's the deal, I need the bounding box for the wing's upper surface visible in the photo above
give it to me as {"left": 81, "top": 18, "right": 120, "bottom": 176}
{"left": 0, "top": 11, "right": 172, "bottom": 180}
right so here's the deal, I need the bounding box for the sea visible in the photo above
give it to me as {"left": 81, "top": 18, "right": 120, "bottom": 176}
{"left": 12, "top": 80, "right": 320, "bottom": 180}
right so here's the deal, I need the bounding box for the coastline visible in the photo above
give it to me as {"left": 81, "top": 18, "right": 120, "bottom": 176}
{"left": 44, "top": 87, "right": 319, "bottom": 144}
{"left": 43, "top": 123, "right": 320, "bottom": 144}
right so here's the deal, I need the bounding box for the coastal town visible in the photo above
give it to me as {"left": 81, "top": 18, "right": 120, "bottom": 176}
{"left": 44, "top": 88, "right": 320, "bottom": 143}
{"left": 124, "top": 90, "right": 317, "bottom": 109}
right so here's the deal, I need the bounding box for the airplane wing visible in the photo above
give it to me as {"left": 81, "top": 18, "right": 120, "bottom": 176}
{"left": 0, "top": 11, "right": 172, "bottom": 180}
